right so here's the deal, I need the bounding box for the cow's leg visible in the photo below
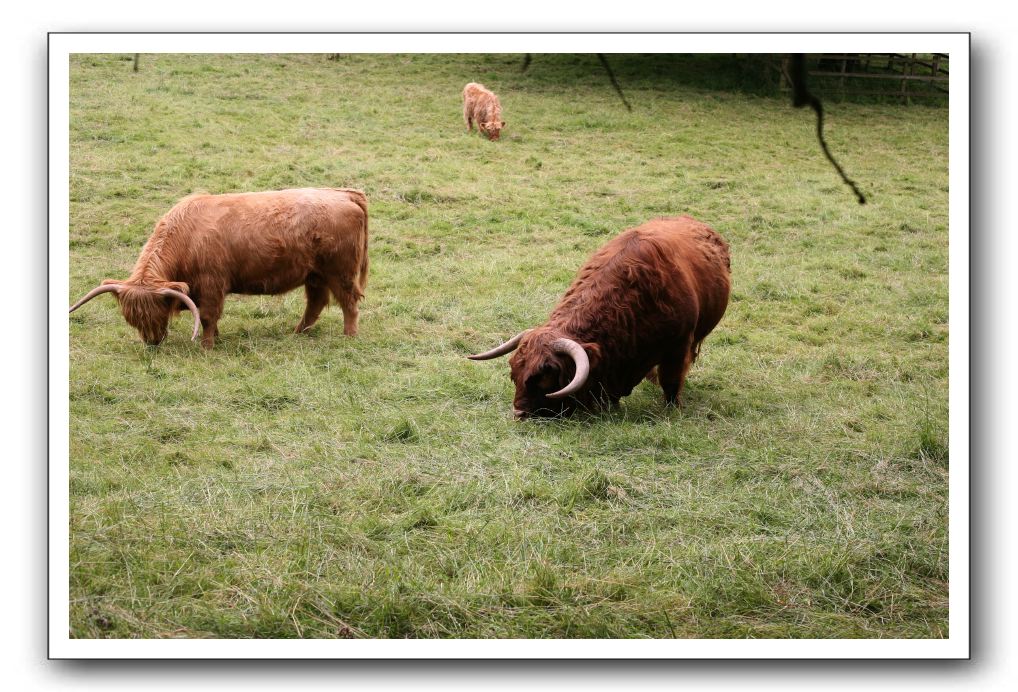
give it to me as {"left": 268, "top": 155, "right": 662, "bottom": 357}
{"left": 198, "top": 294, "right": 224, "bottom": 350}
{"left": 295, "top": 276, "right": 330, "bottom": 334}
{"left": 327, "top": 278, "right": 360, "bottom": 337}
{"left": 657, "top": 357, "right": 682, "bottom": 406}
{"left": 645, "top": 366, "right": 659, "bottom": 385}
{"left": 674, "top": 345, "right": 698, "bottom": 405}
{"left": 464, "top": 107, "right": 473, "bottom": 132}
{"left": 659, "top": 336, "right": 697, "bottom": 406}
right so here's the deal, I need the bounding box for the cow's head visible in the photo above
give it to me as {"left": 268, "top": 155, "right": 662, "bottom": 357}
{"left": 468, "top": 328, "right": 599, "bottom": 418}
{"left": 69, "top": 280, "right": 200, "bottom": 346}
{"left": 480, "top": 119, "right": 505, "bottom": 141}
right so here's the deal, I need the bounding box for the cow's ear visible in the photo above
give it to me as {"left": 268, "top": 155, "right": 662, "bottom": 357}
{"left": 164, "top": 281, "right": 190, "bottom": 295}
{"left": 501, "top": 121, "right": 506, "bottom": 128}
{"left": 581, "top": 342, "right": 602, "bottom": 369}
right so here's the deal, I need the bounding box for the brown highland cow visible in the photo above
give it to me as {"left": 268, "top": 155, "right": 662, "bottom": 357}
{"left": 69, "top": 188, "right": 369, "bottom": 349}
{"left": 469, "top": 216, "right": 731, "bottom": 418}
{"left": 462, "top": 82, "right": 505, "bottom": 141}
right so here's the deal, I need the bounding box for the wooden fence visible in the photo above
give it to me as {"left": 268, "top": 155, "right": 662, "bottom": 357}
{"left": 780, "top": 53, "right": 949, "bottom": 104}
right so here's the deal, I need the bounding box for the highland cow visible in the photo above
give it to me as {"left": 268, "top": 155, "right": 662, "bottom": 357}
{"left": 462, "top": 82, "right": 506, "bottom": 141}
{"left": 469, "top": 216, "right": 731, "bottom": 418}
{"left": 69, "top": 187, "right": 369, "bottom": 349}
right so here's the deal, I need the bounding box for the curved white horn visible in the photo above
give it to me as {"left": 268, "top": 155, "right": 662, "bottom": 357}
{"left": 546, "top": 338, "right": 590, "bottom": 399}
{"left": 467, "top": 330, "right": 529, "bottom": 360}
{"left": 157, "top": 287, "right": 202, "bottom": 341}
{"left": 69, "top": 284, "right": 121, "bottom": 313}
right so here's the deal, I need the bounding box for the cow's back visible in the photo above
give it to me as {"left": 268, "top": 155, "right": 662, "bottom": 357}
{"left": 552, "top": 216, "right": 730, "bottom": 345}
{"left": 190, "top": 188, "right": 362, "bottom": 250}
{"left": 463, "top": 83, "right": 500, "bottom": 119}
{"left": 639, "top": 216, "right": 731, "bottom": 341}
{"left": 153, "top": 188, "right": 367, "bottom": 295}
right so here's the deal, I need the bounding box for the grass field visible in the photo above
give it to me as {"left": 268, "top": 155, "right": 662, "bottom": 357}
{"left": 67, "top": 53, "right": 949, "bottom": 639}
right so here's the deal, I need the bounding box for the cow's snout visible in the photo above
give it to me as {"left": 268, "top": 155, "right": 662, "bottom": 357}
{"left": 512, "top": 408, "right": 527, "bottom": 420}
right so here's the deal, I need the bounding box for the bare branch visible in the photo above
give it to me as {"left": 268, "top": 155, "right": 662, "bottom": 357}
{"left": 791, "top": 54, "right": 867, "bottom": 205}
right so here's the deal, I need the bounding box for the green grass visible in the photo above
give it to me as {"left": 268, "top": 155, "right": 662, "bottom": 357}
{"left": 68, "top": 53, "right": 949, "bottom": 639}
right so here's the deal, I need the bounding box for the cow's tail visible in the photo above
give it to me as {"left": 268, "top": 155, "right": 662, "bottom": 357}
{"left": 357, "top": 216, "right": 369, "bottom": 301}
{"left": 344, "top": 189, "right": 372, "bottom": 299}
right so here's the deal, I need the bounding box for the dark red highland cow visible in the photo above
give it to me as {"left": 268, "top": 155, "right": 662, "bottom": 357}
{"left": 69, "top": 188, "right": 369, "bottom": 349}
{"left": 469, "top": 216, "right": 731, "bottom": 418}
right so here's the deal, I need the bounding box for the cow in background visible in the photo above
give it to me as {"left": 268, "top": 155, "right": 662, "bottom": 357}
{"left": 463, "top": 82, "right": 506, "bottom": 141}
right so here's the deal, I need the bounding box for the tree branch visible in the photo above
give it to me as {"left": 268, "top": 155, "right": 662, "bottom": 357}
{"left": 791, "top": 54, "right": 867, "bottom": 205}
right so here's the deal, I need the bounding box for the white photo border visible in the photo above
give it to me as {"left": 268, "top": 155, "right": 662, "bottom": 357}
{"left": 50, "top": 32, "right": 969, "bottom": 659}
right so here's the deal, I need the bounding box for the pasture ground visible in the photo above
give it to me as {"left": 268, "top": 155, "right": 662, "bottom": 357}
{"left": 68, "top": 53, "right": 949, "bottom": 638}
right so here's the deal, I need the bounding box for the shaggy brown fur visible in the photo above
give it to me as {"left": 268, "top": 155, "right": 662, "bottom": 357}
{"left": 486, "top": 216, "right": 731, "bottom": 418}
{"left": 462, "top": 82, "right": 505, "bottom": 141}
{"left": 74, "top": 188, "right": 369, "bottom": 348}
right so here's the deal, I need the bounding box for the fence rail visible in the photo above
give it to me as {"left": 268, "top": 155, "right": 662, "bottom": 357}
{"left": 779, "top": 53, "right": 949, "bottom": 103}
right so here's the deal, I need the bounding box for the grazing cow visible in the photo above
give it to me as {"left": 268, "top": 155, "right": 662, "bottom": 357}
{"left": 469, "top": 216, "right": 731, "bottom": 418}
{"left": 69, "top": 187, "right": 369, "bottom": 349}
{"left": 462, "top": 82, "right": 506, "bottom": 141}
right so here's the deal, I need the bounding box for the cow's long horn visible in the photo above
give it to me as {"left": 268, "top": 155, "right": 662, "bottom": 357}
{"left": 546, "top": 338, "right": 590, "bottom": 399}
{"left": 467, "top": 330, "right": 529, "bottom": 360}
{"left": 157, "top": 287, "right": 202, "bottom": 341}
{"left": 68, "top": 284, "right": 121, "bottom": 313}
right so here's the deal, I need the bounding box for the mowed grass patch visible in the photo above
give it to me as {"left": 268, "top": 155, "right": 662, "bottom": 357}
{"left": 69, "top": 53, "right": 948, "bottom": 638}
